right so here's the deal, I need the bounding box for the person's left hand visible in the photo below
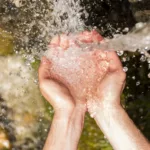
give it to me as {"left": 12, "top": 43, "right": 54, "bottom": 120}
{"left": 38, "top": 31, "right": 103, "bottom": 114}
{"left": 40, "top": 31, "right": 108, "bottom": 103}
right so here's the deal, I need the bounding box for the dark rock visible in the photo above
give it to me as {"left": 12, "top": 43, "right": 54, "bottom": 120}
{"left": 81, "top": 0, "right": 136, "bottom": 37}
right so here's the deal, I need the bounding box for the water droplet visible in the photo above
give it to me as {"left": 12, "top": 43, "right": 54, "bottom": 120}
{"left": 139, "top": 108, "right": 143, "bottom": 113}
{"left": 144, "top": 46, "right": 149, "bottom": 50}
{"left": 136, "top": 81, "right": 140, "bottom": 86}
{"left": 123, "top": 67, "right": 128, "bottom": 72}
{"left": 34, "top": 79, "right": 38, "bottom": 84}
{"left": 140, "top": 55, "right": 146, "bottom": 62}
{"left": 132, "top": 76, "right": 135, "bottom": 80}
{"left": 147, "top": 58, "right": 150, "bottom": 63}
{"left": 90, "top": 112, "right": 96, "bottom": 118}
{"left": 44, "top": 129, "right": 48, "bottom": 132}
{"left": 122, "top": 57, "right": 126, "bottom": 62}
{"left": 135, "top": 22, "right": 145, "bottom": 29}
{"left": 148, "top": 73, "right": 150, "bottom": 78}
{"left": 117, "top": 51, "right": 124, "bottom": 56}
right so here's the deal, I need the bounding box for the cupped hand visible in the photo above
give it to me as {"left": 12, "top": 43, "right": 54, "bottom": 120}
{"left": 42, "top": 31, "right": 107, "bottom": 101}
{"left": 38, "top": 31, "right": 103, "bottom": 114}
{"left": 87, "top": 51, "right": 126, "bottom": 117}
{"left": 38, "top": 30, "right": 126, "bottom": 117}
{"left": 38, "top": 57, "right": 75, "bottom": 114}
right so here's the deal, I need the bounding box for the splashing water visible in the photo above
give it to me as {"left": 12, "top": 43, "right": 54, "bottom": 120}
{"left": 96, "top": 22, "right": 150, "bottom": 57}
{"left": 0, "top": 0, "right": 150, "bottom": 149}
{"left": 49, "top": 0, "right": 87, "bottom": 34}
{"left": 0, "top": 0, "right": 87, "bottom": 148}
{"left": 9, "top": 1, "right": 150, "bottom": 59}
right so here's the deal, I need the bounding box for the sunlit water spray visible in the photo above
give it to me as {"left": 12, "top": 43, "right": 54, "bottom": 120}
{"left": 99, "top": 22, "right": 150, "bottom": 58}
{"left": 0, "top": 0, "right": 150, "bottom": 149}
{"left": 0, "top": 0, "right": 87, "bottom": 148}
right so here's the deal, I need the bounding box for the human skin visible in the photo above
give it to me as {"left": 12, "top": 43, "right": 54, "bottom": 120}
{"left": 38, "top": 31, "right": 104, "bottom": 150}
{"left": 39, "top": 60, "right": 86, "bottom": 150}
{"left": 38, "top": 31, "right": 150, "bottom": 150}
{"left": 86, "top": 47, "right": 150, "bottom": 150}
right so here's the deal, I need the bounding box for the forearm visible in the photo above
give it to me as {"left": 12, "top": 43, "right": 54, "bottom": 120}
{"left": 43, "top": 106, "right": 85, "bottom": 150}
{"left": 94, "top": 102, "right": 150, "bottom": 150}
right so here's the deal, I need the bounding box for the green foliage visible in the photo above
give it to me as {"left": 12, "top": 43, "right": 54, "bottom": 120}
{"left": 0, "top": 28, "right": 14, "bottom": 55}
{"left": 78, "top": 114, "right": 112, "bottom": 150}
{"left": 121, "top": 52, "right": 150, "bottom": 140}
{"left": 31, "top": 58, "right": 40, "bottom": 71}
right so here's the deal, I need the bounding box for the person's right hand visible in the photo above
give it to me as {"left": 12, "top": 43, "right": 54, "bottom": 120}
{"left": 38, "top": 43, "right": 77, "bottom": 115}
{"left": 39, "top": 30, "right": 126, "bottom": 116}
{"left": 42, "top": 31, "right": 108, "bottom": 102}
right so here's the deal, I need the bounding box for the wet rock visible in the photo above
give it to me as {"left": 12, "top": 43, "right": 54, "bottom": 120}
{"left": 129, "top": 0, "right": 150, "bottom": 22}
{"left": 81, "top": 0, "right": 136, "bottom": 37}
{"left": 134, "top": 10, "right": 150, "bottom": 22}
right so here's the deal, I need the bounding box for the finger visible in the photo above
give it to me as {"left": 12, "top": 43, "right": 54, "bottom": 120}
{"left": 50, "top": 35, "right": 60, "bottom": 46}
{"left": 60, "top": 34, "right": 69, "bottom": 50}
{"left": 91, "top": 30, "right": 103, "bottom": 43}
{"left": 106, "top": 51, "right": 123, "bottom": 72}
{"left": 93, "top": 49, "right": 107, "bottom": 60}
{"left": 106, "top": 51, "right": 126, "bottom": 83}
{"left": 77, "top": 30, "right": 103, "bottom": 43}
{"left": 38, "top": 56, "right": 51, "bottom": 83}
{"left": 77, "top": 31, "right": 93, "bottom": 43}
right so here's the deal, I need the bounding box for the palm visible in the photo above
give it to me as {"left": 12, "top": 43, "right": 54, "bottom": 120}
{"left": 87, "top": 52, "right": 126, "bottom": 116}
{"left": 39, "top": 77, "right": 75, "bottom": 111}
{"left": 44, "top": 31, "right": 109, "bottom": 102}
{"left": 39, "top": 31, "right": 126, "bottom": 113}
{"left": 96, "top": 52, "right": 126, "bottom": 103}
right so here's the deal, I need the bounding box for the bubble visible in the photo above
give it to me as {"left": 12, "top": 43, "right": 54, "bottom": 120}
{"left": 132, "top": 76, "right": 136, "bottom": 80}
{"left": 148, "top": 73, "right": 150, "bottom": 78}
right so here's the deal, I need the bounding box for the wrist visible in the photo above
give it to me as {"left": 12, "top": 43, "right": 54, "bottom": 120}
{"left": 48, "top": 104, "right": 86, "bottom": 150}
{"left": 87, "top": 98, "right": 122, "bottom": 118}
{"left": 94, "top": 102, "right": 123, "bottom": 124}
{"left": 54, "top": 104, "right": 86, "bottom": 128}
